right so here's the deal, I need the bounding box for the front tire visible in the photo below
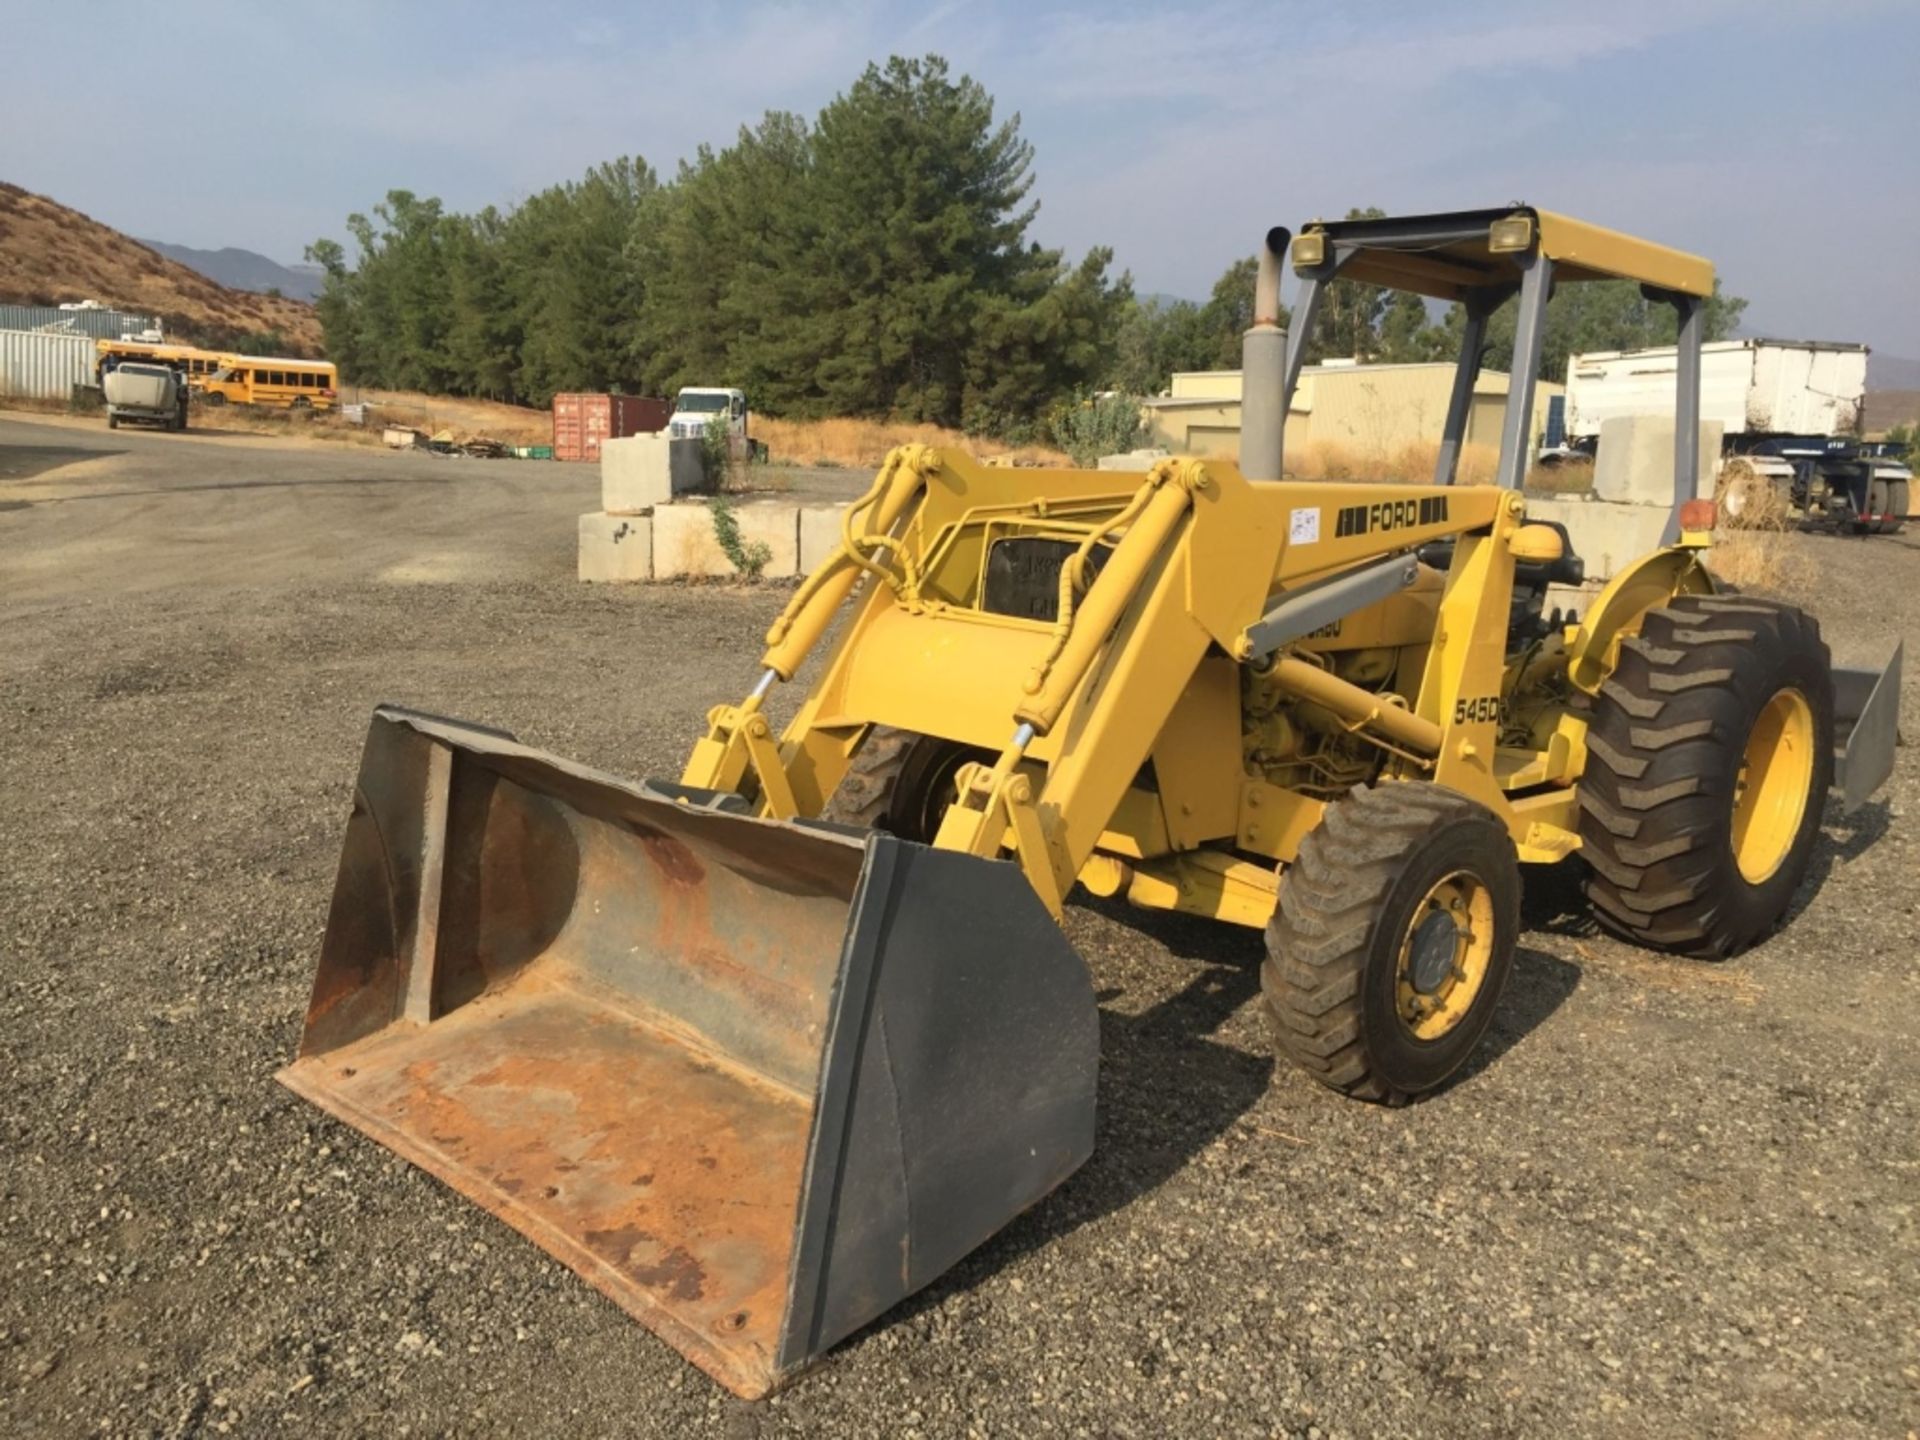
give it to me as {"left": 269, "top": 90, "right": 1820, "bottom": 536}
{"left": 821, "top": 725, "right": 988, "bottom": 844}
{"left": 1579, "top": 595, "right": 1832, "bottom": 957}
{"left": 1264, "top": 783, "right": 1520, "bottom": 1105}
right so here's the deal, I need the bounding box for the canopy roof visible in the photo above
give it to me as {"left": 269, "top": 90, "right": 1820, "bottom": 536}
{"left": 1293, "top": 206, "right": 1714, "bottom": 302}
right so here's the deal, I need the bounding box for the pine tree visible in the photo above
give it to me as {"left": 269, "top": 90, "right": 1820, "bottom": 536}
{"left": 445, "top": 209, "right": 520, "bottom": 401}
{"left": 795, "top": 56, "right": 1055, "bottom": 423}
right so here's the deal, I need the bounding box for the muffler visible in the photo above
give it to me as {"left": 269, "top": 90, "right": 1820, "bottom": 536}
{"left": 278, "top": 706, "right": 1098, "bottom": 1398}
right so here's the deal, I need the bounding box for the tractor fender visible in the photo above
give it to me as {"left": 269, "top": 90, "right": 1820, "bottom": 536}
{"left": 1565, "top": 546, "right": 1715, "bottom": 694}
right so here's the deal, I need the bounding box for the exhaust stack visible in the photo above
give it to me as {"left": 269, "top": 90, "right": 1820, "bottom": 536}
{"left": 1239, "top": 226, "right": 1292, "bottom": 482}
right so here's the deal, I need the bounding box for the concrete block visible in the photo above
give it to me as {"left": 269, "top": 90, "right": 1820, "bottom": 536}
{"left": 1525, "top": 496, "right": 1673, "bottom": 583}
{"left": 602, "top": 434, "right": 705, "bottom": 514}
{"left": 652, "top": 500, "right": 801, "bottom": 579}
{"left": 1592, "top": 415, "right": 1724, "bottom": 506}
{"left": 799, "top": 504, "right": 849, "bottom": 573}
{"left": 1097, "top": 448, "right": 1170, "bottom": 471}
{"left": 1545, "top": 580, "right": 1604, "bottom": 621}
{"left": 578, "top": 511, "right": 653, "bottom": 583}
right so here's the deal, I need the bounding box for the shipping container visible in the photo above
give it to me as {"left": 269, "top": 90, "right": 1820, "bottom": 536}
{"left": 1566, "top": 339, "right": 1868, "bottom": 441}
{"left": 0, "top": 329, "right": 98, "bottom": 400}
{"left": 551, "top": 393, "right": 670, "bottom": 462}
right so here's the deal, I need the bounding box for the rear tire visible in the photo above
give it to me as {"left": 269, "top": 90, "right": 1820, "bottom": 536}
{"left": 821, "top": 725, "right": 988, "bottom": 844}
{"left": 1578, "top": 595, "right": 1832, "bottom": 958}
{"left": 1263, "top": 783, "right": 1520, "bottom": 1105}
{"left": 1878, "top": 478, "right": 1908, "bottom": 535}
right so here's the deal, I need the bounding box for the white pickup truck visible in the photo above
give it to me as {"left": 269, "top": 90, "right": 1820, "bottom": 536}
{"left": 663, "top": 387, "right": 769, "bottom": 463}
{"left": 103, "top": 362, "right": 187, "bottom": 432}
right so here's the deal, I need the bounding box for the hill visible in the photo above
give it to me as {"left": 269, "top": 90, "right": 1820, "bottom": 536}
{"left": 141, "top": 239, "right": 326, "bottom": 303}
{"left": 0, "top": 183, "right": 323, "bottom": 354}
{"left": 1869, "top": 354, "right": 1920, "bottom": 391}
{"left": 1863, "top": 389, "right": 1920, "bottom": 434}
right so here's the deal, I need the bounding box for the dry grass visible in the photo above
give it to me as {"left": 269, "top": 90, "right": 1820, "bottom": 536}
{"left": 1715, "top": 458, "right": 1793, "bottom": 531}
{"left": 349, "top": 389, "right": 552, "bottom": 445}
{"left": 754, "top": 415, "right": 1068, "bottom": 469}
{"left": 1260, "top": 438, "right": 1501, "bottom": 486}
{"left": 1706, "top": 531, "right": 1818, "bottom": 597}
{"left": 188, "top": 390, "right": 553, "bottom": 450}
{"left": 0, "top": 182, "right": 323, "bottom": 352}
{"left": 250, "top": 403, "right": 1073, "bottom": 464}
{"left": 1705, "top": 464, "right": 1818, "bottom": 598}
{"left": 196, "top": 392, "right": 558, "bottom": 451}
{"left": 1525, "top": 458, "right": 1596, "bottom": 494}
{"left": 0, "top": 395, "right": 77, "bottom": 418}
{"left": 194, "top": 406, "right": 390, "bottom": 449}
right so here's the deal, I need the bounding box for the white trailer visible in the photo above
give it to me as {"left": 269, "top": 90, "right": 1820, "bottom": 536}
{"left": 1565, "top": 339, "right": 1867, "bottom": 441}
{"left": 1562, "top": 339, "right": 1904, "bottom": 534}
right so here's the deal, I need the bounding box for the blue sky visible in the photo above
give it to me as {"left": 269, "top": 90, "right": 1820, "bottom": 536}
{"left": 4, "top": 1, "right": 1915, "bottom": 362}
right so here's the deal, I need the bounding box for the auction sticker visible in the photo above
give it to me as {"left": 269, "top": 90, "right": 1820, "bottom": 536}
{"left": 1289, "top": 507, "right": 1321, "bottom": 544}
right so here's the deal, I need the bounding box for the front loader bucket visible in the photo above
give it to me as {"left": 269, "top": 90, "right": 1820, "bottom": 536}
{"left": 278, "top": 707, "right": 1097, "bottom": 1399}
{"left": 1833, "top": 640, "right": 1902, "bottom": 814}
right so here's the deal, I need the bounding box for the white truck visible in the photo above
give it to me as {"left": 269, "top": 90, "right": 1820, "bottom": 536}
{"left": 103, "top": 362, "right": 187, "bottom": 432}
{"left": 1561, "top": 339, "right": 1907, "bottom": 534}
{"left": 663, "top": 386, "right": 769, "bottom": 463}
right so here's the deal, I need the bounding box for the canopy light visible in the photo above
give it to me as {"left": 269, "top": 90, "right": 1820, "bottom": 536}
{"left": 1488, "top": 215, "right": 1535, "bottom": 253}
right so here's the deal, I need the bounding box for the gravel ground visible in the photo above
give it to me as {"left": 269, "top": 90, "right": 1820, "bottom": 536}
{"left": 2, "top": 413, "right": 1916, "bottom": 1438}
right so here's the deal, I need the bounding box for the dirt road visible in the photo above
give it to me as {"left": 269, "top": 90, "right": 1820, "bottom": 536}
{"left": 0, "top": 414, "right": 860, "bottom": 615}
{"left": 2, "top": 413, "right": 1916, "bottom": 1437}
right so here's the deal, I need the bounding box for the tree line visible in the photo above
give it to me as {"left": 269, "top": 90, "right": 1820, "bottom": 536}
{"left": 308, "top": 57, "right": 1746, "bottom": 432}
{"left": 309, "top": 56, "right": 1129, "bottom": 434}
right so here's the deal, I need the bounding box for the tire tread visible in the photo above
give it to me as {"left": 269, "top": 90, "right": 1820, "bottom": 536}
{"left": 1264, "top": 783, "right": 1515, "bottom": 1106}
{"left": 1577, "top": 595, "right": 1833, "bottom": 958}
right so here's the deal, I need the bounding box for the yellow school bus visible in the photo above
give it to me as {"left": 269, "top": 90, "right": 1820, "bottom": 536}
{"left": 94, "top": 339, "right": 226, "bottom": 383}
{"left": 199, "top": 355, "right": 340, "bottom": 410}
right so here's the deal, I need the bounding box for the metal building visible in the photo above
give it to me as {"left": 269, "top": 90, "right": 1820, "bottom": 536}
{"left": 0, "top": 303, "right": 161, "bottom": 341}
{"left": 0, "top": 329, "right": 97, "bottom": 400}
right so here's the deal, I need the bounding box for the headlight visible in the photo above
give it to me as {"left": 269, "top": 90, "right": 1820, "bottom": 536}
{"left": 1489, "top": 214, "right": 1535, "bottom": 253}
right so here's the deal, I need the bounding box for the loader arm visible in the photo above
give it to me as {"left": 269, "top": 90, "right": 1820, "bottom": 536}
{"left": 931, "top": 459, "right": 1279, "bottom": 914}
{"left": 681, "top": 454, "right": 1287, "bottom": 909}
{"left": 685, "top": 448, "right": 1526, "bottom": 920}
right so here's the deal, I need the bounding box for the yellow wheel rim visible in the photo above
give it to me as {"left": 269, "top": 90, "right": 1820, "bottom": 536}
{"left": 1394, "top": 871, "right": 1496, "bottom": 1041}
{"left": 1732, "top": 687, "right": 1815, "bottom": 884}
